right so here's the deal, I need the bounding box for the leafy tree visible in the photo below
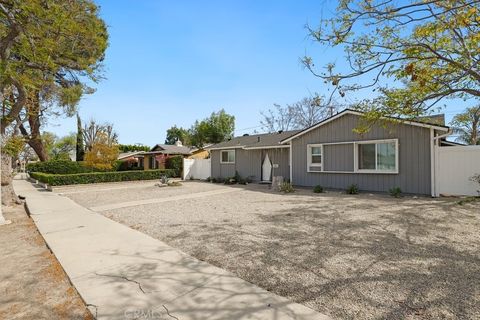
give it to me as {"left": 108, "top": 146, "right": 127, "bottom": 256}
{"left": 51, "top": 134, "right": 76, "bottom": 160}
{"left": 165, "top": 126, "right": 190, "bottom": 145}
{"left": 261, "top": 95, "right": 336, "bottom": 132}
{"left": 0, "top": 0, "right": 108, "bottom": 206}
{"left": 84, "top": 133, "right": 119, "bottom": 170}
{"left": 189, "top": 109, "right": 235, "bottom": 147}
{"left": 303, "top": 0, "right": 480, "bottom": 119}
{"left": 39, "top": 132, "right": 76, "bottom": 160}
{"left": 118, "top": 144, "right": 150, "bottom": 152}
{"left": 76, "top": 113, "right": 85, "bottom": 161}
{"left": 41, "top": 132, "right": 56, "bottom": 158}
{"left": 451, "top": 106, "right": 480, "bottom": 145}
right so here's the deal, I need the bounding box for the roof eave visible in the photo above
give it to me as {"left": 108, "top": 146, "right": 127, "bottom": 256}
{"left": 280, "top": 109, "right": 450, "bottom": 144}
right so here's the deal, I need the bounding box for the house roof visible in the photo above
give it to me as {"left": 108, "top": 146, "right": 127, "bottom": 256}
{"left": 280, "top": 109, "right": 450, "bottom": 144}
{"left": 208, "top": 130, "right": 301, "bottom": 150}
{"left": 190, "top": 144, "right": 213, "bottom": 153}
{"left": 416, "top": 114, "right": 446, "bottom": 126}
{"left": 148, "top": 144, "right": 192, "bottom": 155}
{"left": 118, "top": 151, "right": 144, "bottom": 160}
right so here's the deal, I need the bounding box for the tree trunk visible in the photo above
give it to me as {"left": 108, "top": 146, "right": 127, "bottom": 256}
{"left": 18, "top": 91, "right": 49, "bottom": 161}
{"left": 1, "top": 151, "right": 19, "bottom": 207}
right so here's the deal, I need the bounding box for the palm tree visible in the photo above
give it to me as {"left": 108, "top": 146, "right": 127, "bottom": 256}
{"left": 450, "top": 106, "right": 480, "bottom": 145}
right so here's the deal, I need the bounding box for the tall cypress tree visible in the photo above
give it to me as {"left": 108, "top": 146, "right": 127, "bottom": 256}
{"left": 76, "top": 114, "right": 85, "bottom": 161}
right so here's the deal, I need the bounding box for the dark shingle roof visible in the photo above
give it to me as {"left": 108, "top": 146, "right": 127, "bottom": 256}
{"left": 149, "top": 144, "right": 192, "bottom": 155}
{"left": 208, "top": 130, "right": 300, "bottom": 150}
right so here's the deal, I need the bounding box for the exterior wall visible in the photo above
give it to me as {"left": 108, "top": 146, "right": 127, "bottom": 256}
{"left": 144, "top": 155, "right": 151, "bottom": 170}
{"left": 291, "top": 113, "right": 432, "bottom": 194}
{"left": 143, "top": 154, "right": 166, "bottom": 170}
{"left": 211, "top": 148, "right": 290, "bottom": 181}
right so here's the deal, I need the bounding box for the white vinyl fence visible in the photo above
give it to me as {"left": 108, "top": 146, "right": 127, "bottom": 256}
{"left": 435, "top": 146, "right": 480, "bottom": 196}
{"left": 183, "top": 158, "right": 211, "bottom": 180}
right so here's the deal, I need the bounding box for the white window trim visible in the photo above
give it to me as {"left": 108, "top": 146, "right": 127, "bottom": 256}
{"left": 220, "top": 150, "right": 235, "bottom": 164}
{"left": 354, "top": 139, "right": 399, "bottom": 174}
{"left": 307, "top": 144, "right": 323, "bottom": 172}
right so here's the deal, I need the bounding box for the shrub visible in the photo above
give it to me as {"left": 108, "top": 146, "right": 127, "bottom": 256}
{"left": 165, "top": 156, "right": 183, "bottom": 177}
{"left": 389, "top": 187, "right": 402, "bottom": 198}
{"left": 346, "top": 184, "right": 359, "bottom": 194}
{"left": 26, "top": 160, "right": 96, "bottom": 174}
{"left": 29, "top": 169, "right": 175, "bottom": 186}
{"left": 313, "top": 185, "right": 324, "bottom": 193}
{"left": 279, "top": 182, "right": 295, "bottom": 193}
{"left": 224, "top": 177, "right": 236, "bottom": 185}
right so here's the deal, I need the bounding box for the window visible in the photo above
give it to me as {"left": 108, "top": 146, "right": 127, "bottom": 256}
{"left": 356, "top": 140, "right": 397, "bottom": 173}
{"left": 307, "top": 144, "right": 323, "bottom": 172}
{"left": 220, "top": 150, "right": 235, "bottom": 164}
{"left": 149, "top": 156, "right": 158, "bottom": 169}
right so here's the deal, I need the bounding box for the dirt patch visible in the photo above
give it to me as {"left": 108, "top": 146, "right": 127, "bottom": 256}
{"left": 0, "top": 205, "right": 93, "bottom": 320}
{"left": 85, "top": 183, "right": 480, "bottom": 320}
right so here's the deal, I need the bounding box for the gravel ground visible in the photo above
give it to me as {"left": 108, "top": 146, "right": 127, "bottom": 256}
{"left": 66, "top": 181, "right": 480, "bottom": 320}
{"left": 0, "top": 205, "right": 92, "bottom": 320}
{"left": 62, "top": 180, "right": 227, "bottom": 208}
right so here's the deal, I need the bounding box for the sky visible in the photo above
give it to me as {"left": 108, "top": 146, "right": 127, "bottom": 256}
{"left": 44, "top": 0, "right": 468, "bottom": 146}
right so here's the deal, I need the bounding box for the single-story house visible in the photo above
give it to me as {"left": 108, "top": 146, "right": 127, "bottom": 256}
{"left": 209, "top": 109, "right": 454, "bottom": 195}
{"left": 142, "top": 141, "right": 192, "bottom": 169}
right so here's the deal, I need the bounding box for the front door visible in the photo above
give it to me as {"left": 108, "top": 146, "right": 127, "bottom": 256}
{"left": 262, "top": 153, "right": 272, "bottom": 182}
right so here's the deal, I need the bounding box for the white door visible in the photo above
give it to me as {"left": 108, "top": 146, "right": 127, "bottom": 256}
{"left": 262, "top": 153, "right": 272, "bottom": 181}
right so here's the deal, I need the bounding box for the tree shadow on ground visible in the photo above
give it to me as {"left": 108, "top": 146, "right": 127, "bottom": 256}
{"left": 162, "top": 189, "right": 480, "bottom": 320}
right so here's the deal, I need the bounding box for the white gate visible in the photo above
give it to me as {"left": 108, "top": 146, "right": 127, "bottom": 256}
{"left": 183, "top": 158, "right": 211, "bottom": 180}
{"left": 435, "top": 146, "right": 480, "bottom": 196}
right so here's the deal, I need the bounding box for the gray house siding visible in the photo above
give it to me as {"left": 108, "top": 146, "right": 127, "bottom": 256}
{"left": 291, "top": 113, "right": 432, "bottom": 194}
{"left": 211, "top": 150, "right": 236, "bottom": 178}
{"left": 323, "top": 144, "right": 354, "bottom": 171}
{"left": 211, "top": 148, "right": 290, "bottom": 181}
{"left": 236, "top": 149, "right": 262, "bottom": 180}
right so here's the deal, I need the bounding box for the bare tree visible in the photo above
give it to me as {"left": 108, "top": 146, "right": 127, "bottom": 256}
{"left": 83, "top": 118, "right": 118, "bottom": 151}
{"left": 260, "top": 95, "right": 336, "bottom": 132}
{"left": 260, "top": 104, "right": 296, "bottom": 133}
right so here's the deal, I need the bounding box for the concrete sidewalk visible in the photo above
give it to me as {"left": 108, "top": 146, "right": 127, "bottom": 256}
{"left": 13, "top": 179, "right": 331, "bottom": 320}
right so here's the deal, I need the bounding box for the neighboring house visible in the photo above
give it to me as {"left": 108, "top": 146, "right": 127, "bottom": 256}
{"left": 143, "top": 140, "right": 192, "bottom": 169}
{"left": 209, "top": 109, "right": 453, "bottom": 195}
{"left": 117, "top": 151, "right": 145, "bottom": 169}
{"left": 188, "top": 144, "right": 212, "bottom": 159}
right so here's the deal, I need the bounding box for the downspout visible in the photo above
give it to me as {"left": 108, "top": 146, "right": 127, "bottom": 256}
{"left": 289, "top": 141, "right": 293, "bottom": 183}
{"left": 431, "top": 128, "right": 453, "bottom": 197}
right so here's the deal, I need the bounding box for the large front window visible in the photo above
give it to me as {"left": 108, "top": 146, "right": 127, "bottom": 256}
{"left": 357, "top": 140, "right": 397, "bottom": 172}
{"left": 221, "top": 150, "right": 235, "bottom": 164}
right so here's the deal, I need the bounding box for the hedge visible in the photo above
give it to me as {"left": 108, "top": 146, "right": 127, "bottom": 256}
{"left": 165, "top": 155, "right": 183, "bottom": 177}
{"left": 26, "top": 160, "right": 97, "bottom": 174}
{"left": 29, "top": 169, "right": 175, "bottom": 186}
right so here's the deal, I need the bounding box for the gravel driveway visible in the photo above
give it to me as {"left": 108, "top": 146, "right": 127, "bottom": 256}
{"left": 64, "top": 181, "right": 480, "bottom": 320}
